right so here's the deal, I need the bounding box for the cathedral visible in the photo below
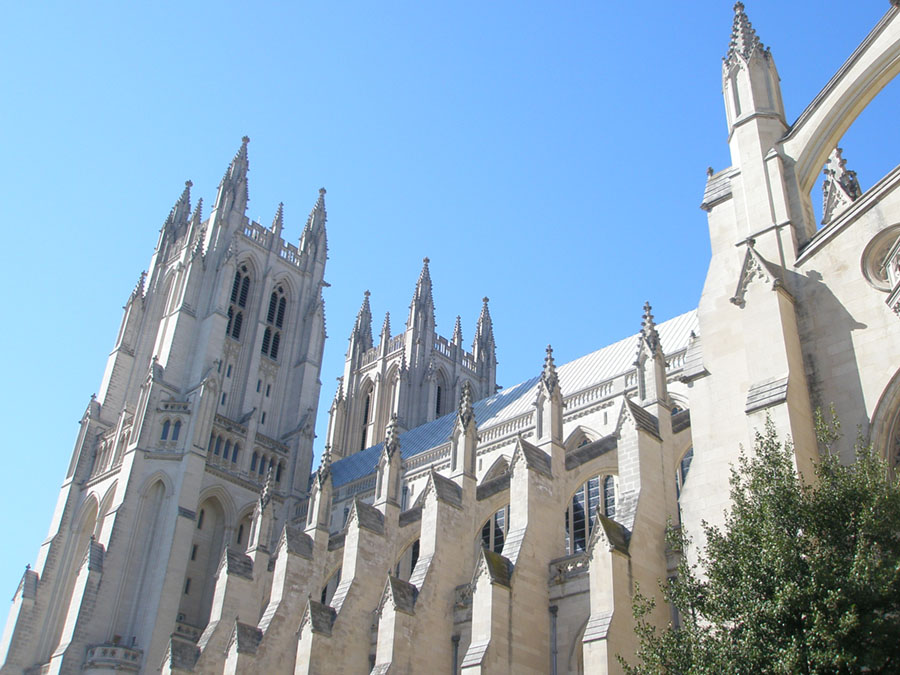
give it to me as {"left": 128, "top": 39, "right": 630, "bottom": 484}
{"left": 4, "top": 3, "right": 900, "bottom": 673}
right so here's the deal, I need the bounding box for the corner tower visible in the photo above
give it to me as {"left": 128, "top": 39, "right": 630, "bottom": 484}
{"left": 0, "top": 139, "right": 329, "bottom": 675}
{"left": 325, "top": 258, "right": 497, "bottom": 459}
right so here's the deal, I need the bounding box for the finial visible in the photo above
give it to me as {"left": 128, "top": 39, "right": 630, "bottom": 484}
{"left": 381, "top": 311, "right": 392, "bottom": 339}
{"left": 423, "top": 257, "right": 430, "bottom": 265}
{"left": 458, "top": 380, "right": 476, "bottom": 429}
{"left": 25, "top": 564, "right": 30, "bottom": 571}
{"left": 365, "top": 290, "right": 371, "bottom": 298}
{"left": 707, "top": 166, "right": 714, "bottom": 177}
{"left": 483, "top": 296, "right": 489, "bottom": 304}
{"left": 726, "top": 0, "right": 764, "bottom": 65}
{"left": 821, "top": 147, "right": 862, "bottom": 225}
{"left": 259, "top": 466, "right": 273, "bottom": 511}
{"left": 639, "top": 301, "right": 661, "bottom": 353}
{"left": 185, "top": 180, "right": 193, "bottom": 188}
{"left": 272, "top": 202, "right": 284, "bottom": 232}
{"left": 319, "top": 187, "right": 326, "bottom": 196}
{"left": 541, "top": 344, "right": 559, "bottom": 393}
{"left": 242, "top": 136, "right": 250, "bottom": 145}
{"left": 384, "top": 414, "right": 401, "bottom": 457}
{"left": 317, "top": 446, "right": 332, "bottom": 482}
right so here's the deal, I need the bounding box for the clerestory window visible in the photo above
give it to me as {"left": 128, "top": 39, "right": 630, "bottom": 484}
{"left": 564, "top": 475, "right": 616, "bottom": 554}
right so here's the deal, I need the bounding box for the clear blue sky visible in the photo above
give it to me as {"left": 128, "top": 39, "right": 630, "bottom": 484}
{"left": 1, "top": 0, "right": 898, "bottom": 604}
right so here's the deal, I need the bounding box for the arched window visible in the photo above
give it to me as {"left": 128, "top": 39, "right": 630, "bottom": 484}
{"left": 214, "top": 437, "right": 222, "bottom": 456}
{"left": 161, "top": 420, "right": 170, "bottom": 441}
{"left": 223, "top": 440, "right": 231, "bottom": 461}
{"left": 227, "top": 264, "right": 251, "bottom": 341}
{"left": 360, "top": 385, "right": 374, "bottom": 451}
{"left": 208, "top": 434, "right": 216, "bottom": 453}
{"left": 261, "top": 285, "right": 286, "bottom": 360}
{"left": 232, "top": 443, "right": 240, "bottom": 464}
{"left": 172, "top": 420, "right": 181, "bottom": 442}
{"left": 480, "top": 505, "right": 509, "bottom": 554}
{"left": 276, "top": 461, "right": 284, "bottom": 482}
{"left": 435, "top": 385, "right": 443, "bottom": 418}
{"left": 197, "top": 509, "right": 205, "bottom": 530}
{"left": 394, "top": 539, "right": 420, "bottom": 582}
{"left": 565, "top": 475, "right": 615, "bottom": 554}
{"left": 251, "top": 452, "right": 258, "bottom": 472}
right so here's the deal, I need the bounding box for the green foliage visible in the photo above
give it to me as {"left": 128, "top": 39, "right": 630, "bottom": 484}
{"left": 623, "top": 413, "right": 900, "bottom": 674}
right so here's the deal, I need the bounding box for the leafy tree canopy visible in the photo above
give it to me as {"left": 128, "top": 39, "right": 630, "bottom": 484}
{"left": 624, "top": 413, "right": 900, "bottom": 674}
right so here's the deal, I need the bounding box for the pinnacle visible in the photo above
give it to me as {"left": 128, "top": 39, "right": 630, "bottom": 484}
{"left": 259, "top": 466, "right": 273, "bottom": 512}
{"left": 384, "top": 414, "right": 401, "bottom": 457}
{"left": 639, "top": 301, "right": 661, "bottom": 353}
{"left": 726, "top": 1, "right": 764, "bottom": 64}
{"left": 381, "top": 311, "right": 392, "bottom": 337}
{"left": 272, "top": 202, "right": 284, "bottom": 232}
{"left": 317, "top": 445, "right": 332, "bottom": 482}
{"left": 458, "top": 380, "right": 475, "bottom": 427}
{"left": 541, "top": 344, "right": 559, "bottom": 393}
{"left": 452, "top": 315, "right": 463, "bottom": 345}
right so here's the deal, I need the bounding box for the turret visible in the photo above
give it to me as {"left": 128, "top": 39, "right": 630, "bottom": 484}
{"left": 634, "top": 302, "right": 669, "bottom": 420}
{"left": 473, "top": 297, "right": 497, "bottom": 393}
{"left": 722, "top": 3, "right": 785, "bottom": 145}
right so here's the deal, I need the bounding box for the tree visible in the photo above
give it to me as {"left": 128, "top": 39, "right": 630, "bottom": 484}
{"left": 624, "top": 414, "right": 900, "bottom": 674}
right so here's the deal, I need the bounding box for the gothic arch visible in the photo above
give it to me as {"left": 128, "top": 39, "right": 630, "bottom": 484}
{"left": 564, "top": 426, "right": 600, "bottom": 452}
{"left": 433, "top": 367, "right": 451, "bottom": 418}
{"left": 869, "top": 366, "right": 900, "bottom": 463}
{"left": 196, "top": 484, "right": 237, "bottom": 529}
{"left": 137, "top": 470, "right": 174, "bottom": 498}
{"left": 783, "top": 7, "right": 900, "bottom": 194}
{"left": 480, "top": 454, "right": 510, "bottom": 483}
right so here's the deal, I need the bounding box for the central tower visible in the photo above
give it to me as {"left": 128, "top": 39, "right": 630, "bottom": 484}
{"left": 0, "top": 138, "right": 329, "bottom": 674}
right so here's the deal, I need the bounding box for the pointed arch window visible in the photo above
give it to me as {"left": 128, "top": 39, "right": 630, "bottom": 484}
{"left": 227, "top": 264, "right": 251, "bottom": 341}
{"left": 564, "top": 474, "right": 615, "bottom": 554}
{"left": 261, "top": 285, "right": 286, "bottom": 360}
{"left": 172, "top": 420, "right": 181, "bottom": 442}
{"left": 360, "top": 385, "right": 374, "bottom": 451}
{"left": 481, "top": 505, "right": 509, "bottom": 554}
{"left": 161, "top": 420, "right": 171, "bottom": 441}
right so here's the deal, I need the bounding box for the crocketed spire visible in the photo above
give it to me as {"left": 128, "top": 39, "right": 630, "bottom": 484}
{"left": 452, "top": 315, "right": 463, "bottom": 346}
{"left": 259, "top": 465, "right": 274, "bottom": 512}
{"left": 541, "top": 345, "right": 559, "bottom": 395}
{"left": 380, "top": 311, "right": 392, "bottom": 341}
{"left": 316, "top": 446, "right": 332, "bottom": 484}
{"left": 725, "top": 2, "right": 765, "bottom": 66}
{"left": 271, "top": 202, "right": 284, "bottom": 234}
{"left": 822, "top": 147, "right": 862, "bottom": 225}
{"left": 351, "top": 290, "right": 374, "bottom": 350}
{"left": 214, "top": 136, "right": 250, "bottom": 215}
{"left": 638, "top": 301, "right": 662, "bottom": 355}
{"left": 412, "top": 257, "right": 433, "bottom": 307}
{"left": 457, "top": 380, "right": 476, "bottom": 430}
{"left": 163, "top": 180, "right": 192, "bottom": 230}
{"left": 473, "top": 297, "right": 494, "bottom": 350}
{"left": 384, "top": 414, "right": 401, "bottom": 458}
{"left": 300, "top": 188, "right": 327, "bottom": 258}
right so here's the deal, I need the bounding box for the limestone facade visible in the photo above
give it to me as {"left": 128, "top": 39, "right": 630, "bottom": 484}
{"left": 6, "top": 3, "right": 900, "bottom": 674}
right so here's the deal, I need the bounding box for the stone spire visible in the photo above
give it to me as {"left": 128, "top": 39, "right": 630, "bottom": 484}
{"left": 725, "top": 2, "right": 765, "bottom": 66}
{"left": 131, "top": 271, "right": 147, "bottom": 300}
{"left": 452, "top": 315, "right": 463, "bottom": 346}
{"left": 822, "top": 147, "right": 862, "bottom": 225}
{"left": 407, "top": 257, "right": 436, "bottom": 335}
{"left": 473, "top": 297, "right": 494, "bottom": 351}
{"left": 163, "top": 180, "right": 192, "bottom": 230}
{"left": 259, "top": 465, "right": 274, "bottom": 512}
{"left": 316, "top": 445, "right": 332, "bottom": 485}
{"left": 214, "top": 136, "right": 250, "bottom": 215}
{"left": 380, "top": 312, "right": 392, "bottom": 342}
{"left": 541, "top": 345, "right": 559, "bottom": 395}
{"left": 457, "top": 380, "right": 476, "bottom": 431}
{"left": 384, "top": 414, "right": 401, "bottom": 458}
{"left": 271, "top": 202, "right": 284, "bottom": 236}
{"left": 637, "top": 301, "right": 662, "bottom": 356}
{"left": 350, "top": 290, "right": 374, "bottom": 351}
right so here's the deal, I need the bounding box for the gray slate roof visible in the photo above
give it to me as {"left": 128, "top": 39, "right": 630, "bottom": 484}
{"left": 328, "top": 309, "right": 698, "bottom": 488}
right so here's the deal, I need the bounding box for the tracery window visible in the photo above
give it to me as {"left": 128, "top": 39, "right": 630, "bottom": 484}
{"left": 564, "top": 475, "right": 616, "bottom": 554}
{"left": 226, "top": 264, "right": 251, "bottom": 341}
{"left": 261, "top": 285, "right": 286, "bottom": 360}
{"left": 481, "top": 505, "right": 509, "bottom": 554}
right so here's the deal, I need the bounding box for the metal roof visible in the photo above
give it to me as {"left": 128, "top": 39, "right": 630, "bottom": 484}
{"left": 329, "top": 309, "right": 698, "bottom": 488}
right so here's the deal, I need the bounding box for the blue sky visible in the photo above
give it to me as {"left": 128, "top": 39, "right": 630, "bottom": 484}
{"left": 2, "top": 0, "right": 899, "bottom": 605}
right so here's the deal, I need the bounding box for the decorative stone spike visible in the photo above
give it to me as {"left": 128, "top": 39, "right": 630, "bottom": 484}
{"left": 384, "top": 414, "right": 401, "bottom": 458}
{"left": 272, "top": 202, "right": 284, "bottom": 233}
{"left": 541, "top": 345, "right": 559, "bottom": 394}
{"left": 726, "top": 2, "right": 765, "bottom": 65}
{"left": 381, "top": 312, "right": 391, "bottom": 339}
{"left": 458, "top": 381, "right": 476, "bottom": 430}
{"left": 317, "top": 446, "right": 332, "bottom": 483}
{"left": 452, "top": 315, "right": 463, "bottom": 345}
{"left": 822, "top": 147, "right": 862, "bottom": 225}
{"left": 259, "top": 466, "right": 274, "bottom": 512}
{"left": 473, "top": 297, "right": 494, "bottom": 349}
{"left": 640, "top": 301, "right": 661, "bottom": 353}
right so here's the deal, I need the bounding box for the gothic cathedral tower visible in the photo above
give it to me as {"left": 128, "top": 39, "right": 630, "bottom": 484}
{"left": 324, "top": 258, "right": 497, "bottom": 460}
{"left": 0, "top": 138, "right": 328, "bottom": 674}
